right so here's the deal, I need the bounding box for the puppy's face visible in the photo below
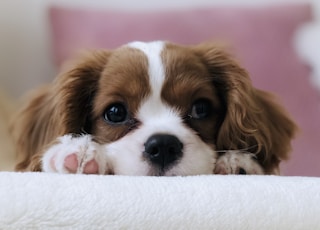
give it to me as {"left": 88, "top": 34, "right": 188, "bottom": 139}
{"left": 13, "top": 41, "right": 297, "bottom": 174}
{"left": 91, "top": 42, "right": 223, "bottom": 176}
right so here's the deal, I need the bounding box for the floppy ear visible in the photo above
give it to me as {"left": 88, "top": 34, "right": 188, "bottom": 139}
{"left": 11, "top": 51, "right": 110, "bottom": 171}
{"left": 194, "top": 43, "right": 298, "bottom": 174}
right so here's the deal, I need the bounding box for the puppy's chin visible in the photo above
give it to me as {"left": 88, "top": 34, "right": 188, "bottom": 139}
{"left": 107, "top": 160, "right": 216, "bottom": 177}
{"left": 160, "top": 163, "right": 216, "bottom": 177}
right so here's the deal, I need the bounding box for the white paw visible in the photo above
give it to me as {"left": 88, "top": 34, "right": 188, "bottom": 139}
{"left": 214, "top": 151, "right": 264, "bottom": 175}
{"left": 41, "top": 134, "right": 109, "bottom": 174}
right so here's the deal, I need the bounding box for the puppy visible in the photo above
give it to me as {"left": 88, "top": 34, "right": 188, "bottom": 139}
{"left": 11, "top": 41, "right": 297, "bottom": 176}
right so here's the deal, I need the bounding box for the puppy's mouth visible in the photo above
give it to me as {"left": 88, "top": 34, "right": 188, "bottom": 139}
{"left": 143, "top": 134, "right": 183, "bottom": 176}
{"left": 147, "top": 165, "right": 177, "bottom": 177}
{"left": 148, "top": 168, "right": 166, "bottom": 177}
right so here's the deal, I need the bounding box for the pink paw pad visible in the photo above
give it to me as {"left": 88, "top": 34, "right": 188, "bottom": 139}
{"left": 83, "top": 159, "right": 99, "bottom": 174}
{"left": 63, "top": 153, "right": 99, "bottom": 174}
{"left": 64, "top": 154, "right": 78, "bottom": 173}
{"left": 214, "top": 163, "right": 228, "bottom": 175}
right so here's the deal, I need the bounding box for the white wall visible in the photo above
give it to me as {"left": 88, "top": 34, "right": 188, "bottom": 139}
{"left": 0, "top": 0, "right": 318, "bottom": 98}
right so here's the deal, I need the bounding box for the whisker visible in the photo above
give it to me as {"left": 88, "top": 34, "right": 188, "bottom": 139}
{"left": 215, "top": 150, "right": 228, "bottom": 154}
{"left": 80, "top": 127, "right": 89, "bottom": 135}
{"left": 216, "top": 144, "right": 261, "bottom": 154}
{"left": 238, "top": 144, "right": 260, "bottom": 152}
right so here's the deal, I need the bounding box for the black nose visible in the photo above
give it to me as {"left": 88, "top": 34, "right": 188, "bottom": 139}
{"left": 144, "top": 134, "right": 183, "bottom": 168}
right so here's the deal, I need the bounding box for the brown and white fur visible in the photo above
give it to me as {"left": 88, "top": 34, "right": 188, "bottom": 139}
{"left": 11, "top": 41, "right": 297, "bottom": 176}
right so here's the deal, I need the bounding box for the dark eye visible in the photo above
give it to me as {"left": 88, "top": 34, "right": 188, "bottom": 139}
{"left": 190, "top": 99, "right": 212, "bottom": 119}
{"left": 104, "top": 103, "right": 128, "bottom": 124}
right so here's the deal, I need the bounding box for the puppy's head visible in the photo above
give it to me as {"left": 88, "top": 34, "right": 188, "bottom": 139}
{"left": 13, "top": 41, "right": 297, "bottom": 175}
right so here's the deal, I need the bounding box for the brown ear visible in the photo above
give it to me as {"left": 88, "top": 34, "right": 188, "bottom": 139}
{"left": 11, "top": 51, "right": 110, "bottom": 171}
{"left": 194, "top": 43, "right": 298, "bottom": 174}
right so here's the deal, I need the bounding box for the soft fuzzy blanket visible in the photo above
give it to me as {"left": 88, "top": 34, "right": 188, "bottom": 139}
{"left": 0, "top": 173, "right": 319, "bottom": 229}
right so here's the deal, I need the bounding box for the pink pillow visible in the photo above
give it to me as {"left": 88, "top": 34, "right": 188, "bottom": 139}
{"left": 49, "top": 4, "right": 320, "bottom": 176}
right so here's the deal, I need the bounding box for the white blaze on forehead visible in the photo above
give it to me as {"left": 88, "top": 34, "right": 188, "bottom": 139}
{"left": 128, "top": 41, "right": 165, "bottom": 96}
{"left": 128, "top": 41, "right": 180, "bottom": 125}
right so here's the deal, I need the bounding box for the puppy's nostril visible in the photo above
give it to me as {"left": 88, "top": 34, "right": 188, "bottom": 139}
{"left": 144, "top": 134, "right": 183, "bottom": 168}
{"left": 149, "top": 146, "right": 160, "bottom": 157}
{"left": 238, "top": 168, "right": 247, "bottom": 175}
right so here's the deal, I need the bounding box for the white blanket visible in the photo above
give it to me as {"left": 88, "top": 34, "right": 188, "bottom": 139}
{"left": 0, "top": 172, "right": 319, "bottom": 230}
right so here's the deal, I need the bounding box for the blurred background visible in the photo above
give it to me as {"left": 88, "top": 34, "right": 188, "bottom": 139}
{"left": 0, "top": 0, "right": 319, "bottom": 175}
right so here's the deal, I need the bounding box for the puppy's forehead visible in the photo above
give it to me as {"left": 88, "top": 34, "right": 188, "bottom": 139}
{"left": 126, "top": 41, "right": 208, "bottom": 91}
{"left": 127, "top": 41, "right": 165, "bottom": 97}
{"left": 127, "top": 41, "right": 213, "bottom": 106}
{"left": 95, "top": 43, "right": 151, "bottom": 117}
{"left": 126, "top": 41, "right": 175, "bottom": 124}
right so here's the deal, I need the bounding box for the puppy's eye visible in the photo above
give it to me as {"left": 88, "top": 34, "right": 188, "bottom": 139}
{"left": 190, "top": 99, "right": 212, "bottom": 119}
{"left": 104, "top": 103, "right": 128, "bottom": 123}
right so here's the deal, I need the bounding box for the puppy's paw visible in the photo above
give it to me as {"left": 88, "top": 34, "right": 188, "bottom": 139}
{"left": 214, "top": 151, "right": 264, "bottom": 175}
{"left": 42, "top": 134, "right": 109, "bottom": 174}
